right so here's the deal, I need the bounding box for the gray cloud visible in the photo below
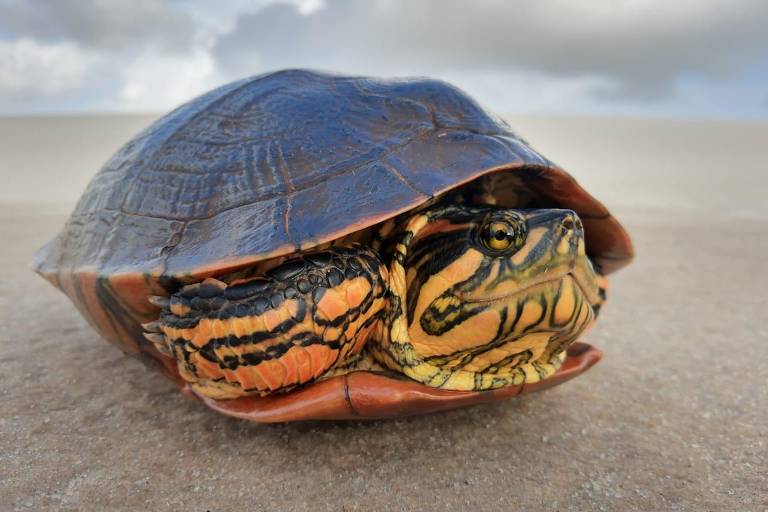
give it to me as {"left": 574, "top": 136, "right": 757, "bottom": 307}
{"left": 0, "top": 0, "right": 766, "bottom": 116}
{"left": 213, "top": 0, "right": 768, "bottom": 99}
{"left": 0, "top": 0, "right": 212, "bottom": 113}
{"left": 0, "top": 0, "right": 198, "bottom": 53}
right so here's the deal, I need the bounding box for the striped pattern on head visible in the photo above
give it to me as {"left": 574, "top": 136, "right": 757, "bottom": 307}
{"left": 372, "top": 205, "right": 603, "bottom": 391}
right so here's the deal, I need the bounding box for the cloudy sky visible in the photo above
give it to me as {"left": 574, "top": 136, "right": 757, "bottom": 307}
{"left": 0, "top": 0, "right": 766, "bottom": 118}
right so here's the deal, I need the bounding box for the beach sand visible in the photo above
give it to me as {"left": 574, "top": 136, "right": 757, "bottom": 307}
{"left": 1, "top": 115, "right": 766, "bottom": 511}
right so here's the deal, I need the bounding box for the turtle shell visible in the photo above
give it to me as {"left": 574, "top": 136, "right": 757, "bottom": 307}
{"left": 33, "top": 70, "right": 632, "bottom": 420}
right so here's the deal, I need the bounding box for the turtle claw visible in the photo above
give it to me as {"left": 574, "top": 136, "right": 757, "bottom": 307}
{"left": 143, "top": 331, "right": 173, "bottom": 357}
{"left": 148, "top": 295, "right": 170, "bottom": 308}
{"left": 141, "top": 320, "right": 161, "bottom": 332}
{"left": 143, "top": 331, "right": 165, "bottom": 344}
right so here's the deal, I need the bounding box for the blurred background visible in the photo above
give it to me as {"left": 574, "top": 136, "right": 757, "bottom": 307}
{"left": 0, "top": 0, "right": 766, "bottom": 214}
{"left": 2, "top": 2, "right": 767, "bottom": 511}
{"left": 2, "top": 0, "right": 767, "bottom": 117}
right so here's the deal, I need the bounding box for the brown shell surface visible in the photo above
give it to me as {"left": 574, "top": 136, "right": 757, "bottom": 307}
{"left": 32, "top": 70, "right": 632, "bottom": 420}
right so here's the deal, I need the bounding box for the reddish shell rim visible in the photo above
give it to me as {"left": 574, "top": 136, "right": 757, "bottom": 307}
{"left": 188, "top": 342, "right": 603, "bottom": 423}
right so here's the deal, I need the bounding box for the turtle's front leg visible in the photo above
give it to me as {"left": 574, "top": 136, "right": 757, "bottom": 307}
{"left": 143, "top": 246, "right": 388, "bottom": 399}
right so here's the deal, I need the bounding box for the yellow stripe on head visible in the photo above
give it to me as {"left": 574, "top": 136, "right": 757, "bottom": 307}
{"left": 372, "top": 205, "right": 603, "bottom": 391}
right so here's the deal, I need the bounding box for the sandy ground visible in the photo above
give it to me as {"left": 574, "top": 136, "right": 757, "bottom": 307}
{"left": 1, "top": 116, "right": 766, "bottom": 511}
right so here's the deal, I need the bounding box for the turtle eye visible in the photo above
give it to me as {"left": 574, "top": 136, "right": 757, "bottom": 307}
{"left": 479, "top": 220, "right": 516, "bottom": 252}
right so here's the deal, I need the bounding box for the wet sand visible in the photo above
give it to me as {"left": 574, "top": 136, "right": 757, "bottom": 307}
{"left": 1, "top": 116, "right": 766, "bottom": 511}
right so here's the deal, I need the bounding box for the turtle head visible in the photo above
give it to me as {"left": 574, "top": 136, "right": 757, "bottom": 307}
{"left": 379, "top": 205, "right": 603, "bottom": 389}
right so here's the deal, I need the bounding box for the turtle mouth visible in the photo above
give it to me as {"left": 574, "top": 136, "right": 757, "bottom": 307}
{"left": 460, "top": 269, "right": 600, "bottom": 306}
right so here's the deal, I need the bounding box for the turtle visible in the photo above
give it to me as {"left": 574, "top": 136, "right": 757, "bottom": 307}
{"left": 33, "top": 69, "right": 633, "bottom": 422}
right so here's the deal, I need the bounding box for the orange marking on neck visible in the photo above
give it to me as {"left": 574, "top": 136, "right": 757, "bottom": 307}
{"left": 316, "top": 288, "right": 348, "bottom": 322}
{"left": 345, "top": 277, "right": 372, "bottom": 309}
{"left": 261, "top": 309, "right": 282, "bottom": 332}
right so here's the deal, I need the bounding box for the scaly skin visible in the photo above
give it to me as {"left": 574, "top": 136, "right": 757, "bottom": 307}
{"left": 144, "top": 205, "right": 605, "bottom": 398}
{"left": 146, "top": 247, "right": 388, "bottom": 399}
{"left": 373, "top": 205, "right": 603, "bottom": 391}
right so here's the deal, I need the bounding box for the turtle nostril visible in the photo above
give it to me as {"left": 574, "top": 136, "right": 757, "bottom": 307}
{"left": 562, "top": 217, "right": 575, "bottom": 230}
{"left": 575, "top": 218, "right": 583, "bottom": 231}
